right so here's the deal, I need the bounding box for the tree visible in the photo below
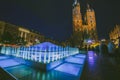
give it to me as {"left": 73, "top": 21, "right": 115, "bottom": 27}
{"left": 1, "top": 32, "right": 13, "bottom": 44}
{"left": 70, "top": 31, "right": 84, "bottom": 48}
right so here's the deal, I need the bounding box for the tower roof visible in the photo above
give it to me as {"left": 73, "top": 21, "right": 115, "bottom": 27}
{"left": 73, "top": 0, "right": 80, "bottom": 7}
{"left": 87, "top": 4, "right": 90, "bottom": 9}
{"left": 86, "top": 4, "right": 94, "bottom": 12}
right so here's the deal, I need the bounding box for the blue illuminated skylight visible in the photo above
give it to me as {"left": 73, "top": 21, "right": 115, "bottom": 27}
{"left": 65, "top": 57, "right": 85, "bottom": 64}
{"left": 55, "top": 63, "right": 83, "bottom": 76}
{"left": 0, "top": 56, "right": 9, "bottom": 60}
{"left": 74, "top": 54, "right": 86, "bottom": 58}
{"left": 0, "top": 59, "right": 20, "bottom": 68}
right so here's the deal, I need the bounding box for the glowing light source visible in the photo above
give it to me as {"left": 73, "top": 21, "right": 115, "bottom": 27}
{"left": 0, "top": 42, "right": 79, "bottom": 64}
{"left": 87, "top": 40, "right": 92, "bottom": 43}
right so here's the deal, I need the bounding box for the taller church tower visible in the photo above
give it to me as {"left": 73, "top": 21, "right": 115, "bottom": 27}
{"left": 73, "top": 0, "right": 82, "bottom": 32}
{"left": 72, "top": 0, "right": 84, "bottom": 47}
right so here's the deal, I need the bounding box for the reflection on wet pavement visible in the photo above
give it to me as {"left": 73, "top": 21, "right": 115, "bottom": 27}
{"left": 81, "top": 51, "right": 120, "bottom": 80}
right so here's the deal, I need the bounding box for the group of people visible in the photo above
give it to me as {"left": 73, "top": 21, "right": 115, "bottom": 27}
{"left": 83, "top": 40, "right": 120, "bottom": 57}
{"left": 98, "top": 41, "right": 120, "bottom": 56}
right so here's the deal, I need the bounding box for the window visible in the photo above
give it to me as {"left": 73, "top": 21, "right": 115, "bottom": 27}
{"left": 91, "top": 21, "right": 92, "bottom": 23}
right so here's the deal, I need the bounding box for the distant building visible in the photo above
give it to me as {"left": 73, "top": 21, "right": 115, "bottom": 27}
{"left": 72, "top": 0, "right": 98, "bottom": 47}
{"left": 0, "top": 21, "right": 19, "bottom": 43}
{"left": 109, "top": 25, "right": 120, "bottom": 47}
{"left": 0, "top": 21, "right": 44, "bottom": 46}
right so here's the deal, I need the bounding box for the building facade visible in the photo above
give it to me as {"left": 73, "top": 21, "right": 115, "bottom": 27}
{"left": 0, "top": 21, "right": 44, "bottom": 46}
{"left": 109, "top": 25, "right": 120, "bottom": 47}
{"left": 28, "top": 31, "right": 44, "bottom": 45}
{"left": 72, "top": 0, "right": 97, "bottom": 47}
{"left": 0, "top": 21, "right": 19, "bottom": 43}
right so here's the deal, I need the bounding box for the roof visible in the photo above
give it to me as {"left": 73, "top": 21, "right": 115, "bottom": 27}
{"left": 30, "top": 42, "right": 62, "bottom": 51}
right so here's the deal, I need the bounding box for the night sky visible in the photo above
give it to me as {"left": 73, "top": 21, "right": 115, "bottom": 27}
{"left": 0, "top": 0, "right": 120, "bottom": 41}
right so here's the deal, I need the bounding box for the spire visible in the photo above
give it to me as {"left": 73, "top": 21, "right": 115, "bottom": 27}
{"left": 73, "top": 0, "right": 77, "bottom": 6}
{"left": 73, "top": 0, "right": 80, "bottom": 6}
{"left": 87, "top": 4, "right": 90, "bottom": 9}
{"left": 87, "top": 4, "right": 92, "bottom": 11}
{"left": 73, "top": 0, "right": 75, "bottom": 6}
{"left": 75, "top": 0, "right": 77, "bottom": 4}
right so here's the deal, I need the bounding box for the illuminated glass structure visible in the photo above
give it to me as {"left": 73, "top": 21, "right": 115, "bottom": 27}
{"left": 1, "top": 42, "right": 79, "bottom": 64}
{"left": 0, "top": 42, "right": 86, "bottom": 79}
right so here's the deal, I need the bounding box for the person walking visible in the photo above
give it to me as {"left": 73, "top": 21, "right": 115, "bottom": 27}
{"left": 99, "top": 41, "right": 108, "bottom": 55}
{"left": 108, "top": 41, "right": 115, "bottom": 56}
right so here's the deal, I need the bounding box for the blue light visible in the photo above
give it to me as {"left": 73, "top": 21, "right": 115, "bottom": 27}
{"left": 88, "top": 51, "right": 95, "bottom": 65}
{"left": 88, "top": 40, "right": 92, "bottom": 43}
{"left": 0, "top": 56, "right": 9, "bottom": 60}
{"left": 0, "top": 59, "right": 20, "bottom": 68}
{"left": 74, "top": 54, "right": 86, "bottom": 58}
{"left": 65, "top": 57, "right": 85, "bottom": 64}
{"left": 47, "top": 60, "right": 63, "bottom": 70}
{"left": 55, "top": 63, "right": 83, "bottom": 76}
{"left": 0, "top": 42, "right": 80, "bottom": 67}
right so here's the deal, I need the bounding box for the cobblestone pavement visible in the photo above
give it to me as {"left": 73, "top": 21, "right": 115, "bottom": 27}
{"left": 81, "top": 51, "right": 120, "bottom": 80}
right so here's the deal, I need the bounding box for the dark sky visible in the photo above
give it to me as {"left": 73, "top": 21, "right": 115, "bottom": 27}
{"left": 0, "top": 0, "right": 120, "bottom": 41}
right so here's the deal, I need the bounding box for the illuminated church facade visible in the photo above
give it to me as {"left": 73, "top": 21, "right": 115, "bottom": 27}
{"left": 72, "top": 0, "right": 98, "bottom": 47}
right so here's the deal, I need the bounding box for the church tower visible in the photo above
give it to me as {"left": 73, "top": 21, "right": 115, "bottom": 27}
{"left": 73, "top": 0, "right": 82, "bottom": 32}
{"left": 71, "top": 1, "right": 98, "bottom": 47}
{"left": 85, "top": 4, "right": 97, "bottom": 40}
{"left": 86, "top": 4, "right": 96, "bottom": 31}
